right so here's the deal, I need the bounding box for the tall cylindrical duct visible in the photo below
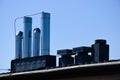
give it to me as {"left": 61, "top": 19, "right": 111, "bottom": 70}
{"left": 33, "top": 28, "right": 40, "bottom": 57}
{"left": 15, "top": 31, "right": 23, "bottom": 59}
{"left": 41, "top": 12, "right": 50, "bottom": 55}
{"left": 23, "top": 17, "right": 32, "bottom": 58}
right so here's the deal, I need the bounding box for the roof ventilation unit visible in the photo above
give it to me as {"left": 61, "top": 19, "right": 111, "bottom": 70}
{"left": 73, "top": 46, "right": 92, "bottom": 64}
{"left": 11, "top": 12, "right": 56, "bottom": 72}
{"left": 57, "top": 49, "right": 74, "bottom": 67}
{"left": 91, "top": 39, "right": 109, "bottom": 62}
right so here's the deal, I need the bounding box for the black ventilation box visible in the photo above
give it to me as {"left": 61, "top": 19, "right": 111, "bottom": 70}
{"left": 11, "top": 55, "right": 56, "bottom": 72}
{"left": 73, "top": 46, "right": 92, "bottom": 64}
{"left": 57, "top": 49, "right": 74, "bottom": 67}
{"left": 92, "top": 39, "right": 109, "bottom": 62}
{"left": 59, "top": 56, "right": 74, "bottom": 67}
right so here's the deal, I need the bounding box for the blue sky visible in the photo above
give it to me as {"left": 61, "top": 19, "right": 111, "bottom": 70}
{"left": 0, "top": 0, "right": 120, "bottom": 73}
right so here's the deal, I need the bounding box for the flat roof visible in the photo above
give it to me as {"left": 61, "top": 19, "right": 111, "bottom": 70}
{"left": 0, "top": 60, "right": 120, "bottom": 79}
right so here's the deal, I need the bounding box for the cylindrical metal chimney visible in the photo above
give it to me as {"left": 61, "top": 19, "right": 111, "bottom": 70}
{"left": 41, "top": 12, "right": 50, "bottom": 55}
{"left": 15, "top": 31, "right": 23, "bottom": 59}
{"left": 23, "top": 17, "right": 32, "bottom": 58}
{"left": 33, "top": 28, "right": 40, "bottom": 57}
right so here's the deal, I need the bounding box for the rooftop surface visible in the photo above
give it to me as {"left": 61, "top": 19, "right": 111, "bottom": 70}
{"left": 0, "top": 60, "right": 120, "bottom": 80}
